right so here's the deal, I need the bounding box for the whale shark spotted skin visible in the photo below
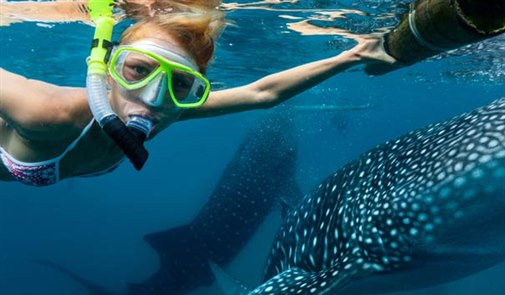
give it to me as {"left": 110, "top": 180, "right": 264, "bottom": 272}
{"left": 237, "top": 97, "right": 505, "bottom": 295}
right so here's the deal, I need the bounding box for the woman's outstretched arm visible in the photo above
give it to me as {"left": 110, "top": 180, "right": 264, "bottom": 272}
{"left": 179, "top": 37, "right": 397, "bottom": 120}
{"left": 0, "top": 0, "right": 186, "bottom": 26}
{"left": 0, "top": 0, "right": 91, "bottom": 26}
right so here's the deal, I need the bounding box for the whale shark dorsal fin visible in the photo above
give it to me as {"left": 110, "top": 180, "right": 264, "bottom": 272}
{"left": 280, "top": 197, "right": 292, "bottom": 220}
{"left": 252, "top": 258, "right": 384, "bottom": 294}
{"left": 283, "top": 180, "right": 304, "bottom": 206}
{"left": 279, "top": 182, "right": 304, "bottom": 219}
{"left": 209, "top": 261, "right": 251, "bottom": 295}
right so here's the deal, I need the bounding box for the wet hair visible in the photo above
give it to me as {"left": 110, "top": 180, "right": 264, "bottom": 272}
{"left": 119, "top": 1, "right": 225, "bottom": 73}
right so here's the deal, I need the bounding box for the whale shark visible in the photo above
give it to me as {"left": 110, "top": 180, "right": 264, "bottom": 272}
{"left": 126, "top": 112, "right": 301, "bottom": 295}
{"left": 33, "top": 111, "right": 301, "bottom": 295}
{"left": 213, "top": 97, "right": 505, "bottom": 295}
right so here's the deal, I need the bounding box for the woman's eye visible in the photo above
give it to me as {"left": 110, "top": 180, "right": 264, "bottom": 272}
{"left": 134, "top": 66, "right": 150, "bottom": 76}
{"left": 123, "top": 62, "right": 156, "bottom": 81}
{"left": 171, "top": 73, "right": 195, "bottom": 100}
{"left": 172, "top": 73, "right": 195, "bottom": 89}
{"left": 172, "top": 75, "right": 193, "bottom": 89}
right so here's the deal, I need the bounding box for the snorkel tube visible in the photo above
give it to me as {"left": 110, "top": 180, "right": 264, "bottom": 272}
{"left": 87, "top": 0, "right": 150, "bottom": 170}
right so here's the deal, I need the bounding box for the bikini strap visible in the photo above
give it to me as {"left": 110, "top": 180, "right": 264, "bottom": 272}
{"left": 54, "top": 120, "right": 95, "bottom": 161}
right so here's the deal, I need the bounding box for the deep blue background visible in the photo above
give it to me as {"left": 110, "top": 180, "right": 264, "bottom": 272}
{"left": 1, "top": 2, "right": 504, "bottom": 294}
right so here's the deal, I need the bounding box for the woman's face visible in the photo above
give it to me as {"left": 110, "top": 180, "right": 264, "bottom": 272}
{"left": 109, "top": 28, "right": 195, "bottom": 139}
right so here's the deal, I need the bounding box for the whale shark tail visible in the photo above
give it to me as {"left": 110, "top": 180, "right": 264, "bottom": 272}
{"left": 133, "top": 223, "right": 226, "bottom": 294}
{"left": 32, "top": 260, "right": 119, "bottom": 295}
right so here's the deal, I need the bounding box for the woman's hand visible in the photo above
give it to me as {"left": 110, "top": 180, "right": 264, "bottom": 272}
{"left": 349, "top": 35, "right": 404, "bottom": 75}
{"left": 348, "top": 35, "right": 398, "bottom": 66}
{"left": 116, "top": 0, "right": 173, "bottom": 18}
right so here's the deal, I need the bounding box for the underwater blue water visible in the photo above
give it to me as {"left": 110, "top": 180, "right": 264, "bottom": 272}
{"left": 1, "top": 1, "right": 504, "bottom": 295}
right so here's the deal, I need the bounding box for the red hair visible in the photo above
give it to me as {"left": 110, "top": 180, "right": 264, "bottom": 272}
{"left": 119, "top": 1, "right": 225, "bottom": 73}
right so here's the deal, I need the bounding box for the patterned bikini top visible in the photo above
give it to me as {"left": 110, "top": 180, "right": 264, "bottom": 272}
{"left": 0, "top": 120, "right": 123, "bottom": 186}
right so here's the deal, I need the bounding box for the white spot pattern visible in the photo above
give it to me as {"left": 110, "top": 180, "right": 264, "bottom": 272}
{"left": 254, "top": 98, "right": 505, "bottom": 295}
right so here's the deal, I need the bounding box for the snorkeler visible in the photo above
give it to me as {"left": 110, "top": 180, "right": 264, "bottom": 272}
{"left": 0, "top": 0, "right": 397, "bottom": 186}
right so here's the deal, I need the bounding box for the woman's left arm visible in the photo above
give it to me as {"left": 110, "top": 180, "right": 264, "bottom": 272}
{"left": 0, "top": 0, "right": 91, "bottom": 26}
{"left": 0, "top": 0, "right": 145, "bottom": 26}
{"left": 179, "top": 37, "right": 396, "bottom": 120}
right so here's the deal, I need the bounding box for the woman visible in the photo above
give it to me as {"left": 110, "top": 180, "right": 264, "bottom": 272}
{"left": 0, "top": 0, "right": 396, "bottom": 186}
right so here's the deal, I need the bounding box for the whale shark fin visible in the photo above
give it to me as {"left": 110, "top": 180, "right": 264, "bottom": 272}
{"left": 143, "top": 224, "right": 193, "bottom": 256}
{"left": 32, "top": 260, "right": 118, "bottom": 295}
{"left": 279, "top": 182, "right": 304, "bottom": 220}
{"left": 144, "top": 224, "right": 217, "bottom": 287}
{"left": 254, "top": 258, "right": 384, "bottom": 294}
{"left": 209, "top": 261, "right": 252, "bottom": 295}
{"left": 280, "top": 198, "right": 292, "bottom": 220}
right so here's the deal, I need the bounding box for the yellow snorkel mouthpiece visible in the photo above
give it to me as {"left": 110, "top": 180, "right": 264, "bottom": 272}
{"left": 87, "top": 0, "right": 115, "bottom": 75}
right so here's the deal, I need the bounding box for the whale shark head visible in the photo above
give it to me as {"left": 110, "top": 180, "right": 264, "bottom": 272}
{"left": 259, "top": 97, "right": 505, "bottom": 294}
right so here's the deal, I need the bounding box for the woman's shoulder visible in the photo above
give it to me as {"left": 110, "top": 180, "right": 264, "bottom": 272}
{"left": 4, "top": 80, "right": 91, "bottom": 143}
{"left": 1, "top": 68, "right": 89, "bottom": 125}
{"left": 0, "top": 84, "right": 95, "bottom": 164}
{"left": 29, "top": 86, "right": 91, "bottom": 140}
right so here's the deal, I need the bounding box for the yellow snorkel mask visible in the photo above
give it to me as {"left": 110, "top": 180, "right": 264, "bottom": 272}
{"left": 87, "top": 0, "right": 150, "bottom": 170}
{"left": 109, "top": 40, "right": 211, "bottom": 109}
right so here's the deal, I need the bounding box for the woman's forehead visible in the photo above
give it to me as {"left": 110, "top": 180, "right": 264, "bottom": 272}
{"left": 123, "top": 27, "right": 190, "bottom": 57}
{"left": 126, "top": 23, "right": 178, "bottom": 43}
{"left": 122, "top": 39, "right": 198, "bottom": 69}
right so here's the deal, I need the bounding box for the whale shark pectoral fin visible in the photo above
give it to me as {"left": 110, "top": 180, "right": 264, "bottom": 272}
{"left": 252, "top": 259, "right": 384, "bottom": 294}
{"left": 249, "top": 268, "right": 315, "bottom": 294}
{"left": 319, "top": 259, "right": 385, "bottom": 293}
{"left": 282, "top": 180, "right": 304, "bottom": 206}
{"left": 209, "top": 261, "right": 252, "bottom": 295}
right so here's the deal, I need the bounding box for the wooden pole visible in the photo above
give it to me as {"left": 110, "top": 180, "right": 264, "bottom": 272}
{"left": 366, "top": 0, "right": 504, "bottom": 75}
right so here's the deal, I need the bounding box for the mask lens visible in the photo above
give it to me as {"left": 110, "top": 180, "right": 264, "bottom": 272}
{"left": 114, "top": 50, "right": 160, "bottom": 85}
{"left": 171, "top": 70, "right": 195, "bottom": 101}
{"left": 170, "top": 70, "right": 209, "bottom": 105}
